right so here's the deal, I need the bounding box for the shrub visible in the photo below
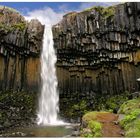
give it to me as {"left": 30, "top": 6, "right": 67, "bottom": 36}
{"left": 88, "top": 120, "right": 102, "bottom": 137}
{"left": 118, "top": 98, "right": 140, "bottom": 114}
{"left": 120, "top": 109, "right": 140, "bottom": 128}
{"left": 119, "top": 98, "right": 140, "bottom": 137}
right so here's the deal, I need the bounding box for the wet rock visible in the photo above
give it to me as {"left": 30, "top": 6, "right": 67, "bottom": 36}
{"left": 71, "top": 130, "right": 80, "bottom": 137}
{"left": 113, "top": 121, "right": 119, "bottom": 125}
{"left": 118, "top": 114, "right": 125, "bottom": 122}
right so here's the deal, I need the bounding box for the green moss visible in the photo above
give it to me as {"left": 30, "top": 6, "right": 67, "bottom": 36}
{"left": 125, "top": 119, "right": 140, "bottom": 137}
{"left": 12, "top": 22, "right": 26, "bottom": 31}
{"left": 118, "top": 98, "right": 140, "bottom": 137}
{"left": 82, "top": 111, "right": 108, "bottom": 123}
{"left": 88, "top": 120, "right": 102, "bottom": 137}
{"left": 82, "top": 5, "right": 115, "bottom": 19}
{"left": 81, "top": 120, "right": 102, "bottom": 137}
{"left": 82, "top": 111, "right": 98, "bottom": 122}
{"left": 81, "top": 112, "right": 103, "bottom": 137}
{"left": 0, "top": 22, "right": 26, "bottom": 32}
{"left": 102, "top": 6, "right": 115, "bottom": 18}
{"left": 106, "top": 92, "right": 130, "bottom": 112}
{"left": 118, "top": 98, "right": 140, "bottom": 114}
{"left": 83, "top": 6, "right": 103, "bottom": 13}
{"left": 120, "top": 117, "right": 140, "bottom": 137}
{"left": 120, "top": 109, "right": 140, "bottom": 128}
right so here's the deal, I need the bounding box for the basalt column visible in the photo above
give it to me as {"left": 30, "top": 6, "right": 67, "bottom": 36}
{"left": 0, "top": 7, "right": 44, "bottom": 92}
{"left": 52, "top": 3, "right": 140, "bottom": 111}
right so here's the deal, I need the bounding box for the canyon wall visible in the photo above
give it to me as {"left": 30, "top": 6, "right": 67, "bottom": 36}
{"left": 53, "top": 2, "right": 140, "bottom": 111}
{"left": 0, "top": 7, "right": 44, "bottom": 92}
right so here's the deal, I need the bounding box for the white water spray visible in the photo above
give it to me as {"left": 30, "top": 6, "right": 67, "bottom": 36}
{"left": 37, "top": 25, "right": 63, "bottom": 125}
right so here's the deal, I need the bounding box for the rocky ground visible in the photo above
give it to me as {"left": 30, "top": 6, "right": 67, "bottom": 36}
{"left": 0, "top": 90, "right": 37, "bottom": 135}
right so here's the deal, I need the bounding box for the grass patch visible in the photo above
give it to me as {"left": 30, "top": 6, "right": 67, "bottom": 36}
{"left": 82, "top": 111, "right": 98, "bottom": 122}
{"left": 118, "top": 98, "right": 140, "bottom": 137}
{"left": 120, "top": 109, "right": 140, "bottom": 128}
{"left": 81, "top": 120, "right": 102, "bottom": 137}
{"left": 88, "top": 120, "right": 102, "bottom": 137}
{"left": 118, "top": 98, "right": 140, "bottom": 114}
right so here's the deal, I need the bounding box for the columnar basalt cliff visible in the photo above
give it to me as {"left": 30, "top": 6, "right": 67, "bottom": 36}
{"left": 53, "top": 3, "right": 140, "bottom": 114}
{"left": 0, "top": 7, "right": 44, "bottom": 92}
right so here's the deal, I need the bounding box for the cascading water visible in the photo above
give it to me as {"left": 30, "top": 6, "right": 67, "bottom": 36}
{"left": 37, "top": 25, "right": 62, "bottom": 125}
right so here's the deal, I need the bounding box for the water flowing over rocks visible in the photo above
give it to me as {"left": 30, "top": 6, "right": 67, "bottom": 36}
{"left": 52, "top": 2, "right": 140, "bottom": 118}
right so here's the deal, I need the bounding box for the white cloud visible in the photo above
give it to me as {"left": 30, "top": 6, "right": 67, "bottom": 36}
{"left": 25, "top": 6, "right": 64, "bottom": 26}
{"left": 58, "top": 4, "right": 70, "bottom": 13}
{"left": 24, "top": 2, "right": 120, "bottom": 26}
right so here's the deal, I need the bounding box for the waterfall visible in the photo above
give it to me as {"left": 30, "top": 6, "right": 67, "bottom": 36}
{"left": 37, "top": 25, "right": 62, "bottom": 125}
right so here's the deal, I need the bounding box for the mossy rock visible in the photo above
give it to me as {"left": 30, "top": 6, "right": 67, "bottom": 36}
{"left": 11, "top": 22, "right": 26, "bottom": 31}
{"left": 118, "top": 98, "right": 140, "bottom": 114}
{"left": 82, "top": 5, "right": 115, "bottom": 19}
{"left": 82, "top": 111, "right": 115, "bottom": 125}
{"left": 0, "top": 22, "right": 26, "bottom": 32}
{"left": 125, "top": 119, "right": 140, "bottom": 137}
{"left": 81, "top": 111, "right": 110, "bottom": 137}
{"left": 81, "top": 111, "right": 103, "bottom": 137}
{"left": 81, "top": 120, "right": 102, "bottom": 137}
{"left": 119, "top": 113, "right": 140, "bottom": 137}
{"left": 118, "top": 98, "right": 140, "bottom": 137}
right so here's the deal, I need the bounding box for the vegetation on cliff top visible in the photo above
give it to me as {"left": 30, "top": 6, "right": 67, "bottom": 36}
{"left": 63, "top": 5, "right": 115, "bottom": 19}
{"left": 0, "top": 22, "right": 26, "bottom": 32}
{"left": 82, "top": 5, "right": 115, "bottom": 19}
{"left": 0, "top": 6, "right": 20, "bottom": 14}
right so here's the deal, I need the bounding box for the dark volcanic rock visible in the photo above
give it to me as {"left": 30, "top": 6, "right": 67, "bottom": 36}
{"left": 52, "top": 2, "right": 140, "bottom": 116}
{"left": 0, "top": 6, "right": 44, "bottom": 92}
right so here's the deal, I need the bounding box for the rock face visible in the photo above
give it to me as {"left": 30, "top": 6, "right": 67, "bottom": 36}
{"left": 0, "top": 6, "right": 44, "bottom": 92}
{"left": 53, "top": 3, "right": 140, "bottom": 112}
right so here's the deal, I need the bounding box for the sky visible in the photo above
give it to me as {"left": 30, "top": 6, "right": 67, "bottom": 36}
{"left": 0, "top": 2, "right": 120, "bottom": 25}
